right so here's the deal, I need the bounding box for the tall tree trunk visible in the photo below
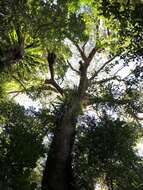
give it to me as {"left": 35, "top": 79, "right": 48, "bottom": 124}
{"left": 42, "top": 61, "right": 88, "bottom": 190}
{"left": 42, "top": 98, "right": 81, "bottom": 190}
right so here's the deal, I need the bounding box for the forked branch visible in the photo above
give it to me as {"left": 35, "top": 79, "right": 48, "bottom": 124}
{"left": 75, "top": 43, "right": 87, "bottom": 62}
{"left": 75, "top": 44, "right": 98, "bottom": 65}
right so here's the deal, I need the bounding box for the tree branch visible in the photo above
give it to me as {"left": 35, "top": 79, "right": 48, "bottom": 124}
{"left": 82, "top": 40, "right": 88, "bottom": 52}
{"left": 90, "top": 54, "right": 118, "bottom": 80}
{"left": 94, "top": 96, "right": 132, "bottom": 105}
{"left": 95, "top": 76, "right": 117, "bottom": 84}
{"left": 84, "top": 94, "right": 132, "bottom": 107}
{"left": 113, "top": 65, "right": 125, "bottom": 76}
{"left": 8, "top": 90, "right": 23, "bottom": 99}
{"left": 87, "top": 47, "right": 97, "bottom": 64}
{"left": 75, "top": 43, "right": 97, "bottom": 65}
{"left": 67, "top": 60, "right": 80, "bottom": 74}
{"left": 74, "top": 43, "right": 87, "bottom": 62}
{"left": 44, "top": 79, "right": 64, "bottom": 96}
{"left": 45, "top": 51, "right": 64, "bottom": 95}
{"left": 8, "top": 90, "right": 24, "bottom": 94}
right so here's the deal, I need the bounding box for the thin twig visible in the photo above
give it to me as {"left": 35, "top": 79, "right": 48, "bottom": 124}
{"left": 113, "top": 65, "right": 125, "bottom": 76}
{"left": 8, "top": 90, "right": 24, "bottom": 94}
{"left": 10, "top": 92, "right": 22, "bottom": 100}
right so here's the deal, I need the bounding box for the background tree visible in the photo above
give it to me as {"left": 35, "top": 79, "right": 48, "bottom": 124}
{"left": 0, "top": 101, "right": 50, "bottom": 190}
{"left": 73, "top": 115, "right": 143, "bottom": 190}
